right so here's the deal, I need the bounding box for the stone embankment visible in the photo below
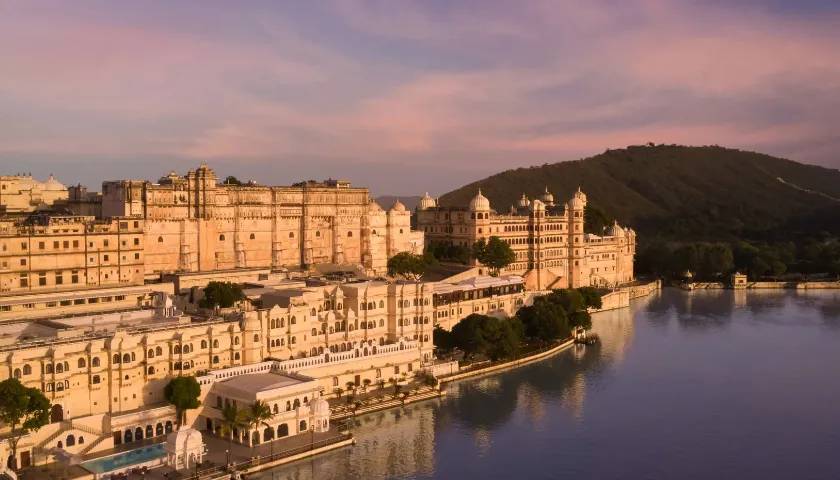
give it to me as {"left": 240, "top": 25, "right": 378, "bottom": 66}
{"left": 680, "top": 280, "right": 840, "bottom": 290}
{"left": 591, "top": 279, "right": 661, "bottom": 312}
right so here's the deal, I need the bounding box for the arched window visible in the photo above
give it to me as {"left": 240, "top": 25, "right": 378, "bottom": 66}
{"left": 212, "top": 356, "right": 219, "bottom": 364}
{"left": 158, "top": 236, "right": 164, "bottom": 243}
{"left": 147, "top": 367, "right": 155, "bottom": 375}
{"left": 299, "top": 420, "right": 307, "bottom": 432}
{"left": 315, "top": 231, "right": 320, "bottom": 237}
{"left": 379, "top": 300, "right": 384, "bottom": 308}
{"left": 56, "top": 363, "right": 64, "bottom": 374}
{"left": 219, "top": 234, "right": 225, "bottom": 241}
{"left": 249, "top": 233, "right": 255, "bottom": 240}
{"left": 78, "top": 436, "right": 84, "bottom": 444}
{"left": 92, "top": 357, "right": 100, "bottom": 367}
{"left": 273, "top": 404, "right": 279, "bottom": 414}
{"left": 213, "top": 340, "right": 219, "bottom": 348}
{"left": 201, "top": 340, "right": 207, "bottom": 349}
{"left": 278, "top": 423, "right": 289, "bottom": 437}
{"left": 289, "top": 232, "right": 294, "bottom": 238}
{"left": 293, "top": 399, "right": 300, "bottom": 409}
{"left": 285, "top": 401, "right": 291, "bottom": 411}
{"left": 13, "top": 369, "right": 21, "bottom": 379}
{"left": 311, "top": 328, "right": 317, "bottom": 336}
{"left": 66, "top": 434, "right": 75, "bottom": 447}
{"left": 234, "top": 353, "right": 240, "bottom": 360}
{"left": 147, "top": 349, "right": 154, "bottom": 358}
{"left": 77, "top": 358, "right": 86, "bottom": 369}
{"left": 234, "top": 337, "right": 240, "bottom": 345}
{"left": 253, "top": 334, "right": 259, "bottom": 342}
{"left": 22, "top": 364, "right": 31, "bottom": 375}
{"left": 122, "top": 354, "right": 131, "bottom": 363}
{"left": 155, "top": 346, "right": 162, "bottom": 356}
{"left": 290, "top": 316, "right": 296, "bottom": 325}
{"left": 174, "top": 345, "right": 181, "bottom": 354}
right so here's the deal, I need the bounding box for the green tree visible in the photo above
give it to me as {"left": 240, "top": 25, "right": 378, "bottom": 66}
{"left": 246, "top": 400, "right": 274, "bottom": 447}
{"left": 473, "top": 236, "right": 516, "bottom": 276}
{"left": 219, "top": 402, "right": 248, "bottom": 462}
{"left": 0, "top": 379, "right": 50, "bottom": 470}
{"left": 387, "top": 252, "right": 436, "bottom": 281}
{"left": 432, "top": 325, "right": 454, "bottom": 351}
{"left": 164, "top": 376, "right": 201, "bottom": 426}
{"left": 223, "top": 176, "right": 243, "bottom": 185}
{"left": 577, "top": 287, "right": 603, "bottom": 310}
{"left": 517, "top": 302, "right": 569, "bottom": 342}
{"left": 199, "top": 281, "right": 244, "bottom": 309}
{"left": 449, "top": 314, "right": 520, "bottom": 361}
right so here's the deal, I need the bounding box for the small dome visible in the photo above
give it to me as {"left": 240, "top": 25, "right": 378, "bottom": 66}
{"left": 469, "top": 189, "right": 491, "bottom": 211}
{"left": 311, "top": 397, "right": 330, "bottom": 416}
{"left": 540, "top": 187, "right": 554, "bottom": 205}
{"left": 607, "top": 221, "right": 625, "bottom": 237}
{"left": 568, "top": 187, "right": 587, "bottom": 210}
{"left": 368, "top": 200, "right": 384, "bottom": 212}
{"left": 43, "top": 174, "right": 66, "bottom": 191}
{"left": 418, "top": 192, "right": 436, "bottom": 210}
{"left": 390, "top": 199, "right": 406, "bottom": 212}
{"left": 518, "top": 194, "right": 531, "bottom": 208}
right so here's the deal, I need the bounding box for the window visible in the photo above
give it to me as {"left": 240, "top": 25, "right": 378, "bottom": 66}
{"left": 38, "top": 272, "right": 47, "bottom": 286}
{"left": 92, "top": 375, "right": 100, "bottom": 384}
{"left": 289, "top": 232, "right": 294, "bottom": 238}
{"left": 249, "top": 233, "right": 255, "bottom": 240}
{"left": 158, "top": 236, "right": 163, "bottom": 243}
{"left": 23, "top": 364, "right": 31, "bottom": 375}
{"left": 133, "top": 238, "right": 140, "bottom": 245}
{"left": 38, "top": 242, "right": 45, "bottom": 250}
{"left": 347, "top": 231, "right": 353, "bottom": 237}
{"left": 219, "top": 234, "right": 225, "bottom": 241}
{"left": 55, "top": 271, "right": 63, "bottom": 285}
{"left": 19, "top": 273, "right": 28, "bottom": 288}
{"left": 92, "top": 357, "right": 100, "bottom": 367}
{"left": 78, "top": 358, "right": 86, "bottom": 369}
{"left": 71, "top": 271, "right": 79, "bottom": 284}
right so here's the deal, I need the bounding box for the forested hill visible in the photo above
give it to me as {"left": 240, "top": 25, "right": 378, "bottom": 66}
{"left": 439, "top": 145, "right": 840, "bottom": 241}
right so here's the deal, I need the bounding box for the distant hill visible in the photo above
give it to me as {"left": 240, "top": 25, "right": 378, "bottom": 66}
{"left": 375, "top": 195, "right": 422, "bottom": 212}
{"left": 440, "top": 145, "right": 840, "bottom": 241}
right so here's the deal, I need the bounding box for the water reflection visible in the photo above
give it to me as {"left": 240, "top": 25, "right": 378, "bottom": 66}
{"left": 257, "top": 289, "right": 840, "bottom": 480}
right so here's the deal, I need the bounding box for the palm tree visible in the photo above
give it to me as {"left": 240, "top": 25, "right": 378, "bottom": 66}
{"left": 219, "top": 403, "right": 248, "bottom": 466}
{"left": 247, "top": 400, "right": 274, "bottom": 458}
{"left": 362, "top": 378, "right": 372, "bottom": 392}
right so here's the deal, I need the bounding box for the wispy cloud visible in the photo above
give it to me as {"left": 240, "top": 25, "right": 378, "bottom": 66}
{"left": 1, "top": 0, "right": 838, "bottom": 194}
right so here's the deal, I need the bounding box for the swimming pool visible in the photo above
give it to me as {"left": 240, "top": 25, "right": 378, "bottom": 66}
{"left": 81, "top": 443, "right": 166, "bottom": 474}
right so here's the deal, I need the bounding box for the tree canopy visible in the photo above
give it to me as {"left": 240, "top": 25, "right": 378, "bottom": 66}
{"left": 473, "top": 236, "right": 516, "bottom": 276}
{"left": 164, "top": 376, "right": 201, "bottom": 426}
{"left": 448, "top": 314, "right": 522, "bottom": 361}
{"left": 387, "top": 252, "right": 437, "bottom": 281}
{"left": 0, "top": 378, "right": 51, "bottom": 469}
{"left": 200, "top": 281, "right": 244, "bottom": 309}
{"left": 223, "top": 176, "right": 243, "bottom": 185}
{"left": 426, "top": 242, "right": 471, "bottom": 264}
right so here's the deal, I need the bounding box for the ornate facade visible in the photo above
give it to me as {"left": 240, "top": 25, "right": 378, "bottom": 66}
{"left": 417, "top": 188, "right": 635, "bottom": 290}
{"left": 99, "top": 164, "right": 422, "bottom": 277}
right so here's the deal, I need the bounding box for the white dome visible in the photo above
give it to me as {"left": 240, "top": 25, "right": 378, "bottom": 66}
{"left": 540, "top": 187, "right": 554, "bottom": 204}
{"left": 390, "top": 199, "right": 406, "bottom": 212}
{"left": 568, "top": 187, "right": 587, "bottom": 210}
{"left": 368, "top": 200, "right": 384, "bottom": 212}
{"left": 469, "top": 189, "right": 491, "bottom": 211}
{"left": 517, "top": 194, "right": 530, "bottom": 208}
{"left": 607, "top": 222, "right": 625, "bottom": 236}
{"left": 418, "top": 192, "right": 436, "bottom": 210}
{"left": 165, "top": 427, "right": 204, "bottom": 453}
{"left": 44, "top": 174, "right": 66, "bottom": 191}
{"left": 531, "top": 199, "right": 545, "bottom": 211}
{"left": 311, "top": 397, "right": 330, "bottom": 416}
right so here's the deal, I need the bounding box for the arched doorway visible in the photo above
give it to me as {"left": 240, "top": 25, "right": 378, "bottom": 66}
{"left": 50, "top": 404, "right": 63, "bottom": 423}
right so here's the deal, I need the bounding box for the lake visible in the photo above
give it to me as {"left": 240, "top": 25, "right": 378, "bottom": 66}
{"left": 256, "top": 288, "right": 840, "bottom": 480}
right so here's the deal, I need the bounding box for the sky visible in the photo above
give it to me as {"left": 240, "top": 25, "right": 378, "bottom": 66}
{"left": 1, "top": 0, "right": 839, "bottom": 196}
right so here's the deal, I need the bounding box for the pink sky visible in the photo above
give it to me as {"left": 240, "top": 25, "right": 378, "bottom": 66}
{"left": 1, "top": 0, "right": 839, "bottom": 194}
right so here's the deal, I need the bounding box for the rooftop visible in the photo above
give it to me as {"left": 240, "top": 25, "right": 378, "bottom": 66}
{"left": 216, "top": 372, "right": 316, "bottom": 399}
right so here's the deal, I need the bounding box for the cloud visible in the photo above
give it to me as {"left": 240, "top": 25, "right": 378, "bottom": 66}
{"left": 1, "top": 0, "right": 839, "bottom": 195}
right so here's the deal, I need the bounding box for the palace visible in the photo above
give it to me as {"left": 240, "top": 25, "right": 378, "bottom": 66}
{"left": 416, "top": 188, "right": 636, "bottom": 290}
{"left": 97, "top": 164, "right": 423, "bottom": 277}
{"left": 0, "top": 269, "right": 534, "bottom": 469}
{"left": 0, "top": 174, "right": 68, "bottom": 214}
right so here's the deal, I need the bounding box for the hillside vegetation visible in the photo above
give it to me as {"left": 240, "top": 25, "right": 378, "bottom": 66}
{"left": 440, "top": 145, "right": 840, "bottom": 278}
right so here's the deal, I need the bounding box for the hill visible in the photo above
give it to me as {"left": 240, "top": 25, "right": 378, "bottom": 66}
{"left": 439, "top": 145, "right": 840, "bottom": 242}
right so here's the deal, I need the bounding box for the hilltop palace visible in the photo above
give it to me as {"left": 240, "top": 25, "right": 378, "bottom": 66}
{"left": 0, "top": 166, "right": 633, "bottom": 474}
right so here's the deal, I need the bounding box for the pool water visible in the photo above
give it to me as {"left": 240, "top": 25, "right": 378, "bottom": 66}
{"left": 81, "top": 443, "right": 166, "bottom": 474}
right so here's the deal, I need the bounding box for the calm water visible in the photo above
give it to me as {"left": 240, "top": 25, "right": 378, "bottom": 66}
{"left": 257, "top": 289, "right": 840, "bottom": 480}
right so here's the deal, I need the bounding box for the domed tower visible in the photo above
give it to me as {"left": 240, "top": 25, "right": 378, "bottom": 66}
{"left": 387, "top": 199, "right": 411, "bottom": 258}
{"left": 518, "top": 193, "right": 531, "bottom": 209}
{"left": 418, "top": 192, "right": 436, "bottom": 210}
{"left": 566, "top": 187, "right": 588, "bottom": 288}
{"left": 540, "top": 187, "right": 555, "bottom": 207}
{"left": 469, "top": 189, "right": 492, "bottom": 239}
